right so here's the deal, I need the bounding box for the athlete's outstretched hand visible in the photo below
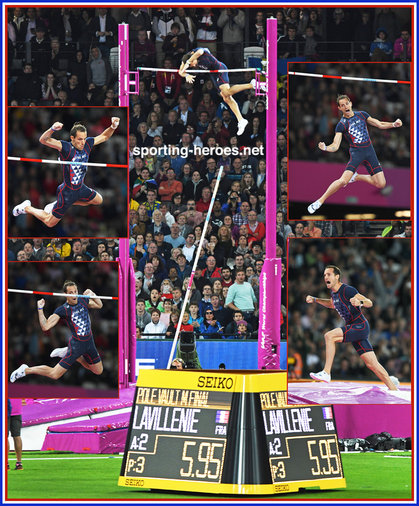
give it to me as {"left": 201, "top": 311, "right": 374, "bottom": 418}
{"left": 111, "top": 117, "right": 120, "bottom": 129}
{"left": 37, "top": 298, "right": 45, "bottom": 309}
{"left": 83, "top": 289, "right": 95, "bottom": 297}
{"left": 306, "top": 295, "right": 315, "bottom": 303}
{"left": 51, "top": 122, "right": 63, "bottom": 131}
{"left": 393, "top": 118, "right": 402, "bottom": 128}
{"left": 318, "top": 142, "right": 327, "bottom": 151}
{"left": 185, "top": 74, "right": 195, "bottom": 84}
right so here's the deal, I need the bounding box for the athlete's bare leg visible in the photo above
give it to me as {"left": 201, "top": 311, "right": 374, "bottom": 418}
{"left": 360, "top": 351, "right": 398, "bottom": 390}
{"left": 25, "top": 363, "right": 67, "bottom": 380}
{"left": 222, "top": 83, "right": 253, "bottom": 96}
{"left": 219, "top": 85, "right": 246, "bottom": 123}
{"left": 24, "top": 192, "right": 102, "bottom": 225}
{"left": 317, "top": 170, "right": 354, "bottom": 205}
{"left": 73, "top": 193, "right": 103, "bottom": 206}
{"left": 24, "top": 205, "right": 61, "bottom": 228}
{"left": 353, "top": 172, "right": 386, "bottom": 189}
{"left": 76, "top": 357, "right": 103, "bottom": 375}
{"left": 323, "top": 328, "right": 344, "bottom": 374}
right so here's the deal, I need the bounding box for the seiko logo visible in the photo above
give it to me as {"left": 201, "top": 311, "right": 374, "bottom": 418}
{"left": 197, "top": 376, "right": 233, "bottom": 389}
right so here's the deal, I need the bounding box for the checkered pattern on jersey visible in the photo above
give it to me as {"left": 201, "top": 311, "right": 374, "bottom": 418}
{"left": 336, "top": 112, "right": 371, "bottom": 148}
{"left": 348, "top": 115, "right": 370, "bottom": 144}
{"left": 59, "top": 138, "right": 94, "bottom": 189}
{"left": 55, "top": 298, "right": 92, "bottom": 340}
{"left": 70, "top": 303, "right": 92, "bottom": 336}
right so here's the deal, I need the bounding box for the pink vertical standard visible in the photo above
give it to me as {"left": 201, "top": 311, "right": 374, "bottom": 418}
{"left": 118, "top": 24, "right": 129, "bottom": 107}
{"left": 119, "top": 25, "right": 137, "bottom": 384}
{"left": 258, "top": 258, "right": 282, "bottom": 369}
{"left": 118, "top": 242, "right": 126, "bottom": 388}
{"left": 258, "top": 18, "right": 280, "bottom": 370}
{"left": 265, "top": 17, "right": 278, "bottom": 259}
{"left": 119, "top": 23, "right": 139, "bottom": 105}
{"left": 128, "top": 258, "right": 137, "bottom": 383}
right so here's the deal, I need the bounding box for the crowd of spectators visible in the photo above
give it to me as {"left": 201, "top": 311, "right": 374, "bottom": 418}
{"left": 122, "top": 9, "right": 284, "bottom": 340}
{"left": 8, "top": 7, "right": 411, "bottom": 106}
{"left": 7, "top": 7, "right": 412, "bottom": 344}
{"left": 8, "top": 262, "right": 119, "bottom": 390}
{"left": 277, "top": 8, "right": 411, "bottom": 62}
{"left": 289, "top": 61, "right": 411, "bottom": 168}
{"left": 287, "top": 238, "right": 411, "bottom": 383}
{"left": 8, "top": 238, "right": 119, "bottom": 261}
{"left": 10, "top": 219, "right": 406, "bottom": 262}
{"left": 8, "top": 107, "right": 127, "bottom": 238}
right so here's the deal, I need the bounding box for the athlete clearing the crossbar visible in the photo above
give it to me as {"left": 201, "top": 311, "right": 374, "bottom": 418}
{"left": 308, "top": 95, "right": 402, "bottom": 214}
{"left": 10, "top": 281, "right": 104, "bottom": 383}
{"left": 179, "top": 49, "right": 265, "bottom": 136}
{"left": 12, "top": 117, "right": 120, "bottom": 228}
{"left": 306, "top": 265, "right": 399, "bottom": 391}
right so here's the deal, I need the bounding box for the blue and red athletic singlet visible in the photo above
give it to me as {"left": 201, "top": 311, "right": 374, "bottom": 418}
{"left": 335, "top": 111, "right": 372, "bottom": 148}
{"left": 331, "top": 283, "right": 367, "bottom": 326}
{"left": 54, "top": 297, "right": 93, "bottom": 341}
{"left": 59, "top": 138, "right": 94, "bottom": 189}
{"left": 192, "top": 47, "right": 225, "bottom": 71}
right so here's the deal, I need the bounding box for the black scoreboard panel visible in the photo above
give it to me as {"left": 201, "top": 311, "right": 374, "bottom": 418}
{"left": 261, "top": 403, "right": 344, "bottom": 492}
{"left": 119, "top": 370, "right": 346, "bottom": 495}
{"left": 123, "top": 388, "right": 233, "bottom": 484}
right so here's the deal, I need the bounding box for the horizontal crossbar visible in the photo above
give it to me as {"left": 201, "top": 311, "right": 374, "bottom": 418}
{"left": 288, "top": 71, "right": 410, "bottom": 84}
{"left": 8, "top": 157, "right": 127, "bottom": 168}
{"left": 137, "top": 66, "right": 259, "bottom": 73}
{"left": 8, "top": 289, "right": 118, "bottom": 300}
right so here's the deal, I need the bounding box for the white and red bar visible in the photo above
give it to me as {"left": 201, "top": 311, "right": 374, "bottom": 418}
{"left": 137, "top": 66, "right": 258, "bottom": 73}
{"left": 7, "top": 157, "right": 127, "bottom": 168}
{"left": 8, "top": 289, "right": 118, "bottom": 300}
{"left": 288, "top": 71, "right": 410, "bottom": 85}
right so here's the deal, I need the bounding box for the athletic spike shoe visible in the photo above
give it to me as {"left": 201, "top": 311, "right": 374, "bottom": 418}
{"left": 389, "top": 376, "right": 400, "bottom": 389}
{"left": 10, "top": 364, "right": 28, "bottom": 383}
{"left": 15, "top": 462, "right": 23, "bottom": 470}
{"left": 251, "top": 78, "right": 267, "bottom": 92}
{"left": 44, "top": 201, "right": 57, "bottom": 214}
{"left": 348, "top": 172, "right": 358, "bottom": 184}
{"left": 50, "top": 347, "right": 68, "bottom": 358}
{"left": 237, "top": 119, "right": 248, "bottom": 136}
{"left": 310, "top": 370, "right": 331, "bottom": 383}
{"left": 308, "top": 200, "right": 322, "bottom": 214}
{"left": 13, "top": 200, "right": 31, "bottom": 217}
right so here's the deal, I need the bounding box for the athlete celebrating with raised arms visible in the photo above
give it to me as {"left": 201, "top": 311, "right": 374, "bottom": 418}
{"left": 10, "top": 281, "right": 104, "bottom": 383}
{"left": 179, "top": 49, "right": 265, "bottom": 136}
{"left": 308, "top": 95, "right": 402, "bottom": 214}
{"left": 13, "top": 117, "right": 120, "bottom": 228}
{"left": 306, "top": 265, "right": 399, "bottom": 391}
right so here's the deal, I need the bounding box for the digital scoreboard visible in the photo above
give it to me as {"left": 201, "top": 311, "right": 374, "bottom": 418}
{"left": 119, "top": 370, "right": 345, "bottom": 495}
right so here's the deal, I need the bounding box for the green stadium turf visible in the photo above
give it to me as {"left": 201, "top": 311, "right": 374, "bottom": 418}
{"left": 7, "top": 451, "right": 412, "bottom": 500}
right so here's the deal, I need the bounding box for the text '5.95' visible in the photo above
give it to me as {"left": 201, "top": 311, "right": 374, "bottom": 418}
{"left": 181, "top": 441, "right": 224, "bottom": 480}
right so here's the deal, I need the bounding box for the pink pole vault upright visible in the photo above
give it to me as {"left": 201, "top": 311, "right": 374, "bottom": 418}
{"left": 118, "top": 239, "right": 136, "bottom": 388}
{"left": 128, "top": 258, "right": 137, "bottom": 383}
{"left": 258, "top": 18, "right": 281, "bottom": 370}
{"left": 118, "top": 240, "right": 129, "bottom": 389}
{"left": 119, "top": 24, "right": 137, "bottom": 385}
{"left": 118, "top": 24, "right": 128, "bottom": 387}
{"left": 119, "top": 23, "right": 139, "bottom": 107}
{"left": 119, "top": 24, "right": 129, "bottom": 107}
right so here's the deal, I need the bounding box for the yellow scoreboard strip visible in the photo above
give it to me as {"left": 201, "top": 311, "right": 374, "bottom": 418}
{"left": 119, "top": 370, "right": 346, "bottom": 495}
